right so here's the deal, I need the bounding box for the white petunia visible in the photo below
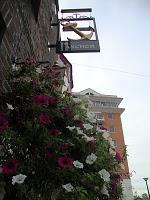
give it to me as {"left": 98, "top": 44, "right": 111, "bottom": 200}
{"left": 83, "top": 123, "right": 93, "bottom": 130}
{"left": 12, "top": 64, "right": 19, "bottom": 71}
{"left": 12, "top": 174, "right": 27, "bottom": 185}
{"left": 73, "top": 160, "right": 84, "bottom": 169}
{"left": 108, "top": 138, "right": 115, "bottom": 148}
{"left": 87, "top": 112, "right": 96, "bottom": 123}
{"left": 36, "top": 67, "right": 42, "bottom": 74}
{"left": 120, "top": 163, "right": 125, "bottom": 170}
{"left": 109, "top": 148, "right": 116, "bottom": 156}
{"left": 86, "top": 153, "right": 97, "bottom": 165}
{"left": 66, "top": 126, "right": 76, "bottom": 131}
{"left": 82, "top": 135, "right": 95, "bottom": 143}
{"left": 98, "top": 169, "right": 110, "bottom": 183}
{"left": 62, "top": 183, "right": 74, "bottom": 192}
{"left": 6, "top": 103, "right": 14, "bottom": 110}
{"left": 76, "top": 128, "right": 84, "bottom": 135}
{"left": 102, "top": 131, "right": 110, "bottom": 140}
{"left": 101, "top": 184, "right": 109, "bottom": 196}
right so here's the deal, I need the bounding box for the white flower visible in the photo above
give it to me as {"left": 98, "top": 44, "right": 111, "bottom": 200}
{"left": 73, "top": 160, "right": 84, "bottom": 169}
{"left": 87, "top": 112, "right": 96, "bottom": 123}
{"left": 98, "top": 169, "right": 110, "bottom": 183}
{"left": 12, "top": 174, "right": 27, "bottom": 185}
{"left": 76, "top": 127, "right": 84, "bottom": 135}
{"left": 12, "top": 64, "right": 19, "bottom": 71}
{"left": 108, "top": 138, "right": 115, "bottom": 148}
{"left": 82, "top": 135, "right": 95, "bottom": 143}
{"left": 66, "top": 126, "right": 76, "bottom": 131}
{"left": 101, "top": 184, "right": 109, "bottom": 197}
{"left": 74, "top": 114, "right": 80, "bottom": 120}
{"left": 120, "top": 163, "right": 125, "bottom": 170}
{"left": 6, "top": 103, "right": 14, "bottom": 110}
{"left": 62, "top": 183, "right": 74, "bottom": 192}
{"left": 102, "top": 131, "right": 110, "bottom": 140}
{"left": 83, "top": 123, "right": 93, "bottom": 130}
{"left": 109, "top": 148, "right": 116, "bottom": 156}
{"left": 36, "top": 67, "right": 42, "bottom": 74}
{"left": 86, "top": 153, "right": 97, "bottom": 165}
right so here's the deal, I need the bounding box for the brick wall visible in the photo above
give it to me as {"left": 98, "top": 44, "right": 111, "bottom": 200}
{"left": 0, "top": 0, "right": 59, "bottom": 93}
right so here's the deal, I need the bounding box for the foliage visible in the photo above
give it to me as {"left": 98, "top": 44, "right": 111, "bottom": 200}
{"left": 0, "top": 61, "right": 123, "bottom": 200}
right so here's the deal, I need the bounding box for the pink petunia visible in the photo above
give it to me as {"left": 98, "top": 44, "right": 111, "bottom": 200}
{"left": 58, "top": 156, "right": 73, "bottom": 169}
{"left": 2, "top": 159, "right": 18, "bottom": 175}
{"left": 48, "top": 129, "right": 60, "bottom": 136}
{"left": 38, "top": 113, "right": 52, "bottom": 124}
{"left": 59, "top": 143, "right": 70, "bottom": 151}
{"left": 115, "top": 152, "right": 122, "bottom": 161}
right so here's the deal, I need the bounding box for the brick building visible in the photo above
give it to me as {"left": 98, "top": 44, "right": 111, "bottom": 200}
{"left": 0, "top": 0, "right": 59, "bottom": 93}
{"left": 73, "top": 88, "right": 134, "bottom": 200}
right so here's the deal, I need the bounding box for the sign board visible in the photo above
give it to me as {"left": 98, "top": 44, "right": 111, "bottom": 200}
{"left": 49, "top": 8, "right": 100, "bottom": 53}
{"left": 56, "top": 40, "right": 100, "bottom": 53}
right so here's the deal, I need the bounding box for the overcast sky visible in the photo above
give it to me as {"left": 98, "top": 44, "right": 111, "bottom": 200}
{"left": 59, "top": 0, "right": 150, "bottom": 195}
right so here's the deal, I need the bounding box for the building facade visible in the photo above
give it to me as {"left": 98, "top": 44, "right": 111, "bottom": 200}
{"left": 0, "top": 0, "right": 59, "bottom": 93}
{"left": 74, "top": 88, "right": 134, "bottom": 200}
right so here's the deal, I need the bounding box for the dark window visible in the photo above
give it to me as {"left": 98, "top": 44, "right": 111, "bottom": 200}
{"left": 31, "top": 0, "right": 41, "bottom": 21}
{"left": 108, "top": 113, "right": 113, "bottom": 119}
{"left": 0, "top": 12, "right": 6, "bottom": 44}
{"left": 108, "top": 126, "right": 116, "bottom": 132}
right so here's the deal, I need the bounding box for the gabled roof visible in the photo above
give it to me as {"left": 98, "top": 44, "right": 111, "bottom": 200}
{"left": 76, "top": 88, "right": 102, "bottom": 96}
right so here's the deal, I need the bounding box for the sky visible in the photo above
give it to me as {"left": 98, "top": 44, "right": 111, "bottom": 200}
{"left": 59, "top": 0, "right": 150, "bottom": 196}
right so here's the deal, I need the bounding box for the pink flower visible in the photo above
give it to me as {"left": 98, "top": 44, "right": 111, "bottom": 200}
{"left": 59, "top": 143, "right": 70, "bottom": 151}
{"left": 2, "top": 159, "right": 18, "bottom": 175}
{"left": 58, "top": 156, "right": 73, "bottom": 169}
{"left": 115, "top": 152, "right": 122, "bottom": 161}
{"left": 0, "top": 112, "right": 8, "bottom": 132}
{"left": 32, "top": 95, "right": 49, "bottom": 105}
{"left": 33, "top": 95, "right": 57, "bottom": 106}
{"left": 38, "top": 113, "right": 52, "bottom": 124}
{"left": 48, "top": 129, "right": 60, "bottom": 136}
{"left": 63, "top": 107, "right": 72, "bottom": 117}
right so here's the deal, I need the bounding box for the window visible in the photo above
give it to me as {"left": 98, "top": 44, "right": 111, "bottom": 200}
{"left": 108, "top": 113, "right": 113, "bottom": 119}
{"left": 94, "top": 113, "right": 104, "bottom": 120}
{"left": 31, "top": 0, "right": 41, "bottom": 21}
{"left": 108, "top": 126, "right": 116, "bottom": 132}
{"left": 0, "top": 12, "right": 6, "bottom": 44}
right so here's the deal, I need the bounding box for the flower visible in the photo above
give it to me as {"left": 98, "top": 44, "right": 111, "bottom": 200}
{"left": 48, "top": 129, "right": 60, "bottom": 136}
{"left": 6, "top": 103, "right": 14, "bottom": 110}
{"left": 108, "top": 138, "right": 115, "bottom": 148}
{"left": 76, "top": 127, "right": 84, "bottom": 135}
{"left": 2, "top": 159, "right": 18, "bottom": 175}
{"left": 87, "top": 112, "right": 96, "bottom": 123}
{"left": 32, "top": 95, "right": 49, "bottom": 105}
{"left": 12, "top": 174, "right": 27, "bottom": 185}
{"left": 36, "top": 67, "right": 42, "bottom": 74}
{"left": 101, "top": 184, "right": 109, "bottom": 197}
{"left": 98, "top": 169, "right": 110, "bottom": 182}
{"left": 86, "top": 153, "right": 97, "bottom": 165}
{"left": 63, "top": 107, "right": 72, "bottom": 117}
{"left": 73, "top": 160, "right": 84, "bottom": 169}
{"left": 82, "top": 135, "right": 95, "bottom": 143}
{"left": 38, "top": 113, "right": 52, "bottom": 124}
{"left": 102, "top": 131, "right": 110, "bottom": 140}
{"left": 0, "top": 112, "right": 8, "bottom": 132}
{"left": 59, "top": 143, "right": 70, "bottom": 151}
{"left": 83, "top": 123, "right": 93, "bottom": 130}
{"left": 115, "top": 152, "right": 122, "bottom": 161}
{"left": 58, "top": 156, "right": 73, "bottom": 169}
{"left": 48, "top": 96, "right": 58, "bottom": 106}
{"left": 62, "top": 183, "right": 74, "bottom": 192}
{"left": 66, "top": 126, "right": 76, "bottom": 131}
{"left": 109, "top": 148, "right": 116, "bottom": 156}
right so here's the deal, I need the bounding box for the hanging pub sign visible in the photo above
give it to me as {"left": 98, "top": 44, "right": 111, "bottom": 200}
{"left": 49, "top": 8, "right": 100, "bottom": 53}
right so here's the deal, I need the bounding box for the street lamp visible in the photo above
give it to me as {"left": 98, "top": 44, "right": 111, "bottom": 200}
{"left": 143, "top": 178, "right": 150, "bottom": 199}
